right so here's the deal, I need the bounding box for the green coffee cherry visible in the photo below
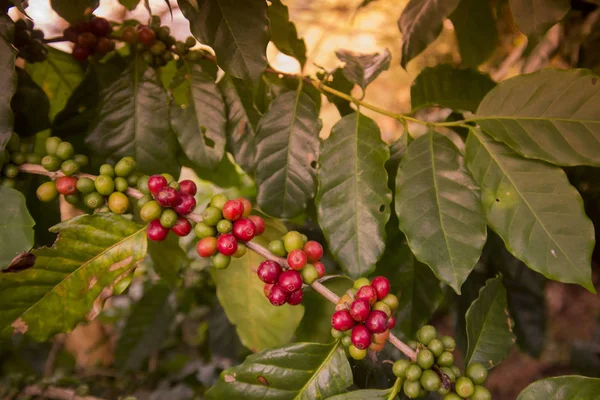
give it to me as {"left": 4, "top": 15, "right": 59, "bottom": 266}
{"left": 283, "top": 231, "right": 304, "bottom": 252}
{"left": 373, "top": 301, "right": 391, "bottom": 317}
{"left": 440, "top": 336, "right": 456, "bottom": 351}
{"left": 451, "top": 365, "right": 461, "bottom": 378}
{"left": 99, "top": 164, "right": 115, "bottom": 178}
{"left": 169, "top": 180, "right": 180, "bottom": 190}
{"left": 61, "top": 160, "right": 79, "bottom": 176}
{"left": 84, "top": 192, "right": 104, "bottom": 209}
{"left": 108, "top": 192, "right": 129, "bottom": 214}
{"left": 348, "top": 345, "right": 367, "bottom": 360}
{"left": 471, "top": 385, "right": 492, "bottom": 400}
{"left": 466, "top": 363, "right": 488, "bottom": 385}
{"left": 45, "top": 136, "right": 61, "bottom": 155}
{"left": 65, "top": 194, "right": 79, "bottom": 205}
{"left": 55, "top": 142, "right": 74, "bottom": 161}
{"left": 417, "top": 349, "right": 434, "bottom": 369}
{"left": 25, "top": 153, "right": 42, "bottom": 164}
{"left": 36, "top": 181, "right": 58, "bottom": 202}
{"left": 408, "top": 340, "right": 418, "bottom": 350}
{"left": 428, "top": 338, "right": 444, "bottom": 357}
{"left": 217, "top": 219, "right": 233, "bottom": 234}
{"left": 416, "top": 325, "right": 438, "bottom": 346}
{"left": 161, "top": 173, "right": 175, "bottom": 183}
{"left": 41, "top": 155, "right": 61, "bottom": 172}
{"left": 233, "top": 243, "right": 247, "bottom": 258}
{"left": 137, "top": 194, "right": 153, "bottom": 208}
{"left": 443, "top": 393, "right": 461, "bottom": 400}
{"left": 1, "top": 178, "right": 16, "bottom": 188}
{"left": 341, "top": 336, "right": 352, "bottom": 347}
{"left": 403, "top": 380, "right": 421, "bottom": 399}
{"left": 7, "top": 133, "right": 20, "bottom": 152}
{"left": 440, "top": 367, "right": 456, "bottom": 382}
{"left": 436, "top": 351, "right": 454, "bottom": 367}
{"left": 127, "top": 172, "right": 140, "bottom": 186}
{"left": 160, "top": 209, "right": 178, "bottom": 228}
{"left": 210, "top": 193, "right": 228, "bottom": 210}
{"left": 405, "top": 364, "right": 422, "bottom": 381}
{"left": 114, "top": 177, "right": 129, "bottom": 192}
{"left": 137, "top": 175, "right": 150, "bottom": 194}
{"left": 11, "top": 152, "right": 26, "bottom": 165}
{"left": 76, "top": 177, "right": 96, "bottom": 194}
{"left": 353, "top": 277, "right": 371, "bottom": 289}
{"left": 73, "top": 154, "right": 89, "bottom": 167}
{"left": 420, "top": 369, "right": 441, "bottom": 392}
{"left": 202, "top": 206, "right": 222, "bottom": 226}
{"left": 140, "top": 200, "right": 162, "bottom": 222}
{"left": 185, "top": 36, "right": 196, "bottom": 48}
{"left": 331, "top": 328, "right": 343, "bottom": 340}
{"left": 194, "top": 222, "right": 217, "bottom": 239}
{"left": 455, "top": 377, "right": 475, "bottom": 398}
{"left": 212, "top": 253, "right": 231, "bottom": 269}
{"left": 115, "top": 158, "right": 135, "bottom": 177}
{"left": 392, "top": 359, "right": 411, "bottom": 378}
{"left": 268, "top": 239, "right": 287, "bottom": 257}
{"left": 95, "top": 174, "right": 115, "bottom": 196}
{"left": 300, "top": 264, "right": 319, "bottom": 284}
{"left": 3, "top": 164, "right": 19, "bottom": 179}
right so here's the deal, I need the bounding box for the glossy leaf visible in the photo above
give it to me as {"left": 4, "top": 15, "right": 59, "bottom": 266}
{"left": 268, "top": 0, "right": 307, "bottom": 67}
{"left": 0, "top": 213, "right": 147, "bottom": 341}
{"left": 517, "top": 376, "right": 600, "bottom": 400}
{"left": 0, "top": 188, "right": 35, "bottom": 268}
{"left": 147, "top": 234, "right": 186, "bottom": 287}
{"left": 178, "top": 0, "right": 269, "bottom": 81}
{"left": 49, "top": 0, "right": 99, "bottom": 24}
{"left": 473, "top": 68, "right": 600, "bottom": 166}
{"left": 206, "top": 342, "right": 352, "bottom": 399}
{"left": 171, "top": 62, "right": 226, "bottom": 170}
{"left": 465, "top": 277, "right": 515, "bottom": 368}
{"left": 317, "top": 112, "right": 391, "bottom": 278}
{"left": 465, "top": 128, "right": 596, "bottom": 292}
{"left": 326, "top": 378, "right": 402, "bottom": 399}
{"left": 509, "top": 0, "right": 570, "bottom": 42}
{"left": 11, "top": 69, "right": 50, "bottom": 136}
{"left": 449, "top": 0, "right": 498, "bottom": 67}
{"left": 396, "top": 131, "right": 487, "bottom": 293}
{"left": 335, "top": 49, "right": 391, "bottom": 92}
{"left": 0, "top": 16, "right": 16, "bottom": 150}
{"left": 398, "top": 0, "right": 461, "bottom": 68}
{"left": 411, "top": 64, "right": 496, "bottom": 113}
{"left": 255, "top": 89, "right": 320, "bottom": 218}
{"left": 86, "top": 57, "right": 180, "bottom": 176}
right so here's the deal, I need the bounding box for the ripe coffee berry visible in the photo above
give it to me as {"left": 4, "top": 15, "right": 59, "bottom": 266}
{"left": 147, "top": 220, "right": 169, "bottom": 242}
{"left": 222, "top": 199, "right": 244, "bottom": 221}
{"left": 174, "top": 193, "right": 196, "bottom": 215}
{"left": 365, "top": 310, "right": 388, "bottom": 333}
{"left": 356, "top": 285, "right": 377, "bottom": 306}
{"left": 257, "top": 260, "right": 282, "bottom": 284}
{"left": 72, "top": 44, "right": 90, "bottom": 61}
{"left": 232, "top": 218, "right": 256, "bottom": 242}
{"left": 172, "top": 217, "right": 192, "bottom": 237}
{"left": 148, "top": 174, "right": 168, "bottom": 195}
{"left": 55, "top": 176, "right": 78, "bottom": 195}
{"left": 156, "top": 186, "right": 181, "bottom": 208}
{"left": 179, "top": 179, "right": 197, "bottom": 196}
{"left": 287, "top": 289, "right": 303, "bottom": 306}
{"left": 349, "top": 299, "right": 371, "bottom": 322}
{"left": 268, "top": 284, "right": 288, "bottom": 306}
{"left": 313, "top": 261, "right": 325, "bottom": 278}
{"left": 263, "top": 283, "right": 274, "bottom": 298}
{"left": 278, "top": 270, "right": 303, "bottom": 293}
{"left": 248, "top": 215, "right": 265, "bottom": 236}
{"left": 138, "top": 26, "right": 156, "bottom": 45}
{"left": 237, "top": 197, "right": 252, "bottom": 217}
{"left": 217, "top": 233, "right": 238, "bottom": 256}
{"left": 351, "top": 325, "right": 371, "bottom": 350}
{"left": 90, "top": 17, "right": 111, "bottom": 36}
{"left": 387, "top": 316, "right": 396, "bottom": 330}
{"left": 371, "top": 276, "right": 390, "bottom": 300}
{"left": 369, "top": 342, "right": 385, "bottom": 352}
{"left": 331, "top": 310, "right": 355, "bottom": 332}
{"left": 372, "top": 330, "right": 390, "bottom": 344}
{"left": 197, "top": 237, "right": 218, "bottom": 257}
{"left": 303, "top": 241, "right": 323, "bottom": 262}
{"left": 287, "top": 249, "right": 307, "bottom": 270}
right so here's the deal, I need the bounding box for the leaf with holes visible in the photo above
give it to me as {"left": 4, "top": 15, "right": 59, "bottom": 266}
{"left": 268, "top": 0, "right": 307, "bottom": 68}
{"left": 317, "top": 112, "right": 391, "bottom": 278}
{"left": 0, "top": 15, "right": 16, "bottom": 150}
{"left": 518, "top": 376, "right": 600, "bottom": 399}
{"left": 0, "top": 188, "right": 35, "bottom": 269}
{"left": 0, "top": 213, "right": 147, "bottom": 341}
{"left": 465, "top": 128, "right": 595, "bottom": 292}
{"left": 449, "top": 0, "right": 498, "bottom": 67}
{"left": 49, "top": 0, "right": 99, "bottom": 24}
{"left": 509, "top": 0, "right": 570, "bottom": 43}
{"left": 255, "top": 89, "right": 320, "bottom": 218}
{"left": 335, "top": 49, "right": 391, "bottom": 92}
{"left": 206, "top": 342, "right": 352, "bottom": 399}
{"left": 396, "top": 130, "right": 487, "bottom": 293}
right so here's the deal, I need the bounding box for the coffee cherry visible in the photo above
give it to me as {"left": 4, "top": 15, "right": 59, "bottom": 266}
{"left": 201, "top": 206, "right": 222, "bottom": 226}
{"left": 369, "top": 341, "right": 385, "bottom": 352}
{"left": 287, "top": 289, "right": 303, "bottom": 306}
{"left": 300, "top": 263, "right": 319, "bottom": 284}
{"left": 408, "top": 340, "right": 418, "bottom": 350}
{"left": 36, "top": 181, "right": 58, "bottom": 202}
{"left": 73, "top": 154, "right": 89, "bottom": 167}
{"left": 222, "top": 199, "right": 244, "bottom": 221}
{"left": 440, "top": 336, "right": 456, "bottom": 352}
{"left": 417, "top": 349, "right": 434, "bottom": 369}
{"left": 331, "top": 310, "right": 355, "bottom": 332}
{"left": 137, "top": 194, "right": 152, "bottom": 208}
{"left": 232, "top": 218, "right": 256, "bottom": 242}
{"left": 169, "top": 217, "right": 190, "bottom": 237}
{"left": 443, "top": 394, "right": 462, "bottom": 400}
{"left": 440, "top": 367, "right": 456, "bottom": 382}
{"left": 420, "top": 369, "right": 441, "bottom": 392}
{"left": 98, "top": 164, "right": 114, "bottom": 177}
{"left": 115, "top": 158, "right": 135, "bottom": 177}
{"left": 283, "top": 231, "right": 304, "bottom": 252}
{"left": 122, "top": 26, "right": 138, "bottom": 43}
{"left": 466, "top": 363, "right": 488, "bottom": 385}
{"left": 3, "top": 164, "right": 18, "bottom": 178}
{"left": 64, "top": 194, "right": 79, "bottom": 205}
{"left": 268, "top": 284, "right": 287, "bottom": 306}
{"left": 471, "top": 385, "right": 492, "bottom": 400}
{"left": 76, "top": 177, "right": 96, "bottom": 194}
{"left": 148, "top": 174, "right": 167, "bottom": 195}
{"left": 372, "top": 329, "right": 390, "bottom": 344}
{"left": 194, "top": 222, "right": 216, "bottom": 238}
{"left": 91, "top": 17, "right": 111, "bottom": 36}
{"left": 185, "top": 36, "right": 196, "bottom": 48}
{"left": 25, "top": 153, "right": 42, "bottom": 164}
{"left": 95, "top": 37, "right": 114, "bottom": 55}
{"left": 257, "top": 260, "right": 282, "bottom": 284}
{"left": 302, "top": 241, "right": 323, "bottom": 262}
{"left": 405, "top": 364, "right": 422, "bottom": 381}
{"left": 233, "top": 243, "right": 247, "bottom": 258}
{"left": 95, "top": 175, "right": 115, "bottom": 196}
{"left": 268, "top": 240, "right": 287, "bottom": 257}
{"left": 336, "top": 294, "right": 352, "bottom": 311}
{"left": 140, "top": 200, "right": 162, "bottom": 222}
{"left": 353, "top": 277, "right": 370, "bottom": 290}
{"left": 436, "top": 351, "right": 454, "bottom": 367}
{"left": 287, "top": 249, "right": 307, "bottom": 270}
{"left": 428, "top": 338, "right": 444, "bottom": 357}
{"left": 247, "top": 215, "right": 265, "bottom": 236}
{"left": 108, "top": 192, "right": 129, "bottom": 214}
{"left": 365, "top": 310, "right": 388, "bottom": 333}
{"left": 11, "top": 152, "right": 25, "bottom": 165}
{"left": 331, "top": 328, "right": 344, "bottom": 340}
{"left": 217, "top": 233, "right": 238, "bottom": 256}
{"left": 341, "top": 336, "right": 352, "bottom": 348}
{"left": 313, "top": 261, "right": 325, "bottom": 278}
{"left": 174, "top": 193, "right": 196, "bottom": 215}
{"left": 215, "top": 219, "right": 231, "bottom": 234}
{"left": 138, "top": 26, "right": 156, "bottom": 45}
{"left": 403, "top": 380, "right": 421, "bottom": 399}
{"left": 455, "top": 377, "right": 475, "bottom": 398}
{"left": 84, "top": 192, "right": 104, "bottom": 209}
{"left": 356, "top": 285, "right": 377, "bottom": 306}
{"left": 373, "top": 301, "right": 391, "bottom": 317}
{"left": 179, "top": 179, "right": 197, "bottom": 196}
{"left": 349, "top": 299, "right": 371, "bottom": 322}
{"left": 42, "top": 155, "right": 61, "bottom": 172}
{"left": 72, "top": 43, "right": 91, "bottom": 61}
{"left": 387, "top": 316, "right": 396, "bottom": 329}
{"left": 370, "top": 276, "right": 390, "bottom": 300}
{"left": 55, "top": 176, "right": 78, "bottom": 195}
{"left": 348, "top": 344, "right": 367, "bottom": 360}
{"left": 393, "top": 359, "right": 411, "bottom": 378}
{"left": 417, "top": 325, "right": 438, "bottom": 346}
{"left": 451, "top": 365, "right": 461, "bottom": 378}
{"left": 150, "top": 40, "right": 166, "bottom": 55}
{"left": 210, "top": 193, "right": 228, "bottom": 210}
{"left": 127, "top": 173, "right": 140, "bottom": 187}
{"left": 160, "top": 209, "right": 178, "bottom": 228}
{"left": 263, "top": 283, "right": 274, "bottom": 298}
{"left": 381, "top": 293, "right": 399, "bottom": 312}
{"left": 59, "top": 160, "right": 78, "bottom": 176}
{"left": 114, "top": 177, "right": 128, "bottom": 192}
{"left": 197, "top": 237, "right": 218, "bottom": 257}
{"left": 147, "top": 219, "right": 169, "bottom": 241}
{"left": 351, "top": 324, "right": 371, "bottom": 350}
{"left": 212, "top": 253, "right": 231, "bottom": 269}
{"left": 155, "top": 187, "right": 180, "bottom": 208}
{"left": 278, "top": 270, "right": 303, "bottom": 293}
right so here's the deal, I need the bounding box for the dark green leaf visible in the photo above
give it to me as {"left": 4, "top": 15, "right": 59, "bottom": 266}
{"left": 398, "top": 0, "right": 461, "bottom": 68}
{"left": 116, "top": 281, "right": 175, "bottom": 371}
{"left": 386, "top": 136, "right": 406, "bottom": 195}
{"left": 11, "top": 69, "right": 50, "bottom": 136}
{"left": 178, "top": 0, "right": 269, "bottom": 81}
{"left": 317, "top": 112, "right": 391, "bottom": 278}
{"left": 170, "top": 62, "right": 226, "bottom": 170}
{"left": 0, "top": 15, "right": 16, "bottom": 150}
{"left": 465, "top": 277, "right": 515, "bottom": 368}
{"left": 119, "top": 0, "right": 141, "bottom": 10}
{"left": 147, "top": 234, "right": 185, "bottom": 287}
{"left": 0, "top": 188, "right": 35, "bottom": 268}
{"left": 255, "top": 89, "right": 320, "bottom": 218}
{"left": 396, "top": 130, "right": 487, "bottom": 293}
{"left": 517, "top": 376, "right": 600, "bottom": 399}
{"left": 0, "top": 213, "right": 147, "bottom": 341}
{"left": 207, "top": 342, "right": 352, "bottom": 399}
{"left": 326, "top": 378, "right": 403, "bottom": 399}
{"left": 49, "top": 0, "right": 99, "bottom": 24}
{"left": 411, "top": 64, "right": 496, "bottom": 113}
{"left": 454, "top": 267, "right": 490, "bottom": 354}
{"left": 449, "top": 0, "right": 498, "bottom": 67}
{"left": 181, "top": 153, "right": 245, "bottom": 189}
{"left": 473, "top": 68, "right": 600, "bottom": 167}
{"left": 268, "top": 0, "right": 307, "bottom": 68}
{"left": 324, "top": 68, "right": 354, "bottom": 117}
{"left": 465, "top": 128, "right": 595, "bottom": 292}
{"left": 509, "top": 0, "right": 570, "bottom": 43}
{"left": 335, "top": 49, "right": 391, "bottom": 92}
{"left": 86, "top": 57, "right": 180, "bottom": 176}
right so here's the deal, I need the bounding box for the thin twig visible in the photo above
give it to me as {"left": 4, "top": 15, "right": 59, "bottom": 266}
{"left": 44, "top": 334, "right": 66, "bottom": 378}
{"left": 22, "top": 385, "right": 104, "bottom": 400}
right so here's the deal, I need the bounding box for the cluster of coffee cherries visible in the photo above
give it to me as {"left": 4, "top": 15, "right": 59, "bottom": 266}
{"left": 63, "top": 16, "right": 114, "bottom": 61}
{"left": 13, "top": 19, "right": 48, "bottom": 63}
{"left": 330, "top": 276, "right": 399, "bottom": 361}
{"left": 137, "top": 175, "right": 198, "bottom": 242}
{"left": 392, "top": 325, "right": 491, "bottom": 399}
{"left": 0, "top": 133, "right": 42, "bottom": 188}
{"left": 194, "top": 194, "right": 265, "bottom": 270}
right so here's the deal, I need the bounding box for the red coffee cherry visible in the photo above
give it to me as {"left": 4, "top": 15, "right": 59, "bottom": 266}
{"left": 278, "top": 270, "right": 303, "bottom": 293}
{"left": 351, "top": 324, "right": 371, "bottom": 350}
{"left": 248, "top": 215, "right": 265, "bottom": 236}
{"left": 303, "top": 240, "right": 323, "bottom": 262}
{"left": 356, "top": 285, "right": 377, "bottom": 306}
{"left": 387, "top": 316, "right": 396, "bottom": 330}
{"left": 148, "top": 174, "right": 168, "bottom": 196}
{"left": 313, "top": 261, "right": 325, "bottom": 278}
{"left": 331, "top": 309, "right": 356, "bottom": 332}
{"left": 55, "top": 176, "right": 78, "bottom": 195}
{"left": 263, "top": 283, "right": 274, "bottom": 298}
{"left": 222, "top": 199, "right": 244, "bottom": 221}
{"left": 349, "top": 299, "right": 371, "bottom": 322}
{"left": 371, "top": 276, "right": 390, "bottom": 300}
{"left": 179, "top": 179, "right": 197, "bottom": 196}
{"left": 268, "top": 284, "right": 288, "bottom": 306}
{"left": 77, "top": 32, "right": 97, "bottom": 49}
{"left": 196, "top": 237, "right": 218, "bottom": 257}
{"left": 232, "top": 218, "right": 256, "bottom": 242}
{"left": 287, "top": 249, "right": 307, "bottom": 270}
{"left": 155, "top": 186, "right": 181, "bottom": 208}
{"left": 147, "top": 219, "right": 169, "bottom": 242}
{"left": 72, "top": 44, "right": 90, "bottom": 61}
{"left": 172, "top": 217, "right": 192, "bottom": 237}
{"left": 90, "top": 17, "right": 111, "bottom": 37}
{"left": 237, "top": 197, "right": 252, "bottom": 217}
{"left": 173, "top": 193, "right": 196, "bottom": 215}
{"left": 365, "top": 310, "right": 389, "bottom": 333}
{"left": 138, "top": 26, "right": 156, "bottom": 45}
{"left": 217, "top": 233, "right": 238, "bottom": 256}
{"left": 287, "top": 289, "right": 303, "bottom": 306}
{"left": 257, "top": 260, "right": 282, "bottom": 284}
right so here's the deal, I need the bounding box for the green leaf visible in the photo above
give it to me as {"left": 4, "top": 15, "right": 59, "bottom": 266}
{"left": 398, "top": 0, "right": 461, "bottom": 68}
{"left": 178, "top": 0, "right": 269, "bottom": 81}
{"left": 0, "top": 213, "right": 147, "bottom": 341}
{"left": 170, "top": 62, "right": 226, "bottom": 170}
{"left": 213, "top": 221, "right": 304, "bottom": 351}
{"left": 0, "top": 188, "right": 35, "bottom": 268}
{"left": 396, "top": 130, "right": 487, "bottom": 293}
{"left": 449, "top": 0, "right": 498, "bottom": 67}
{"left": 49, "top": 0, "right": 99, "bottom": 24}
{"left": 86, "top": 57, "right": 180, "bottom": 176}
{"left": 517, "top": 376, "right": 600, "bottom": 399}
{"left": 411, "top": 65, "right": 496, "bottom": 113}
{"left": 268, "top": 0, "right": 307, "bottom": 68}
{"left": 335, "top": 49, "right": 391, "bottom": 93}
{"left": 147, "top": 234, "right": 185, "bottom": 287}
{"left": 465, "top": 128, "right": 596, "bottom": 292}
{"left": 317, "top": 112, "right": 391, "bottom": 278}
{"left": 255, "top": 89, "right": 320, "bottom": 218}
{"left": 323, "top": 68, "right": 354, "bottom": 117}
{"left": 11, "top": 69, "right": 50, "bottom": 137}
{"left": 115, "top": 281, "right": 175, "bottom": 371}
{"left": 0, "top": 16, "right": 17, "bottom": 150}
{"left": 206, "top": 342, "right": 352, "bottom": 399}
{"left": 119, "top": 0, "right": 141, "bottom": 10}
{"left": 508, "top": 0, "right": 570, "bottom": 43}
{"left": 25, "top": 47, "right": 84, "bottom": 120}
{"left": 326, "top": 378, "right": 402, "bottom": 399}
{"left": 473, "top": 69, "right": 600, "bottom": 167}
{"left": 464, "top": 277, "right": 515, "bottom": 368}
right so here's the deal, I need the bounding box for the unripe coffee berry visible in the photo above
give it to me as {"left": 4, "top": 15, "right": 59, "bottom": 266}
{"left": 174, "top": 193, "right": 196, "bottom": 215}
{"left": 303, "top": 241, "right": 323, "bottom": 262}
{"left": 36, "top": 181, "right": 58, "bottom": 202}
{"left": 331, "top": 310, "right": 355, "bottom": 332}
{"left": 212, "top": 253, "right": 231, "bottom": 269}
{"left": 403, "top": 380, "right": 421, "bottom": 398}
{"left": 194, "top": 222, "right": 216, "bottom": 238}
{"left": 42, "top": 155, "right": 61, "bottom": 171}
{"left": 371, "top": 276, "right": 390, "bottom": 300}
{"left": 349, "top": 299, "right": 370, "bottom": 322}
{"left": 428, "top": 338, "right": 444, "bottom": 357}
{"left": 417, "top": 349, "right": 434, "bottom": 369}
{"left": 232, "top": 218, "right": 256, "bottom": 242}
{"left": 65, "top": 194, "right": 79, "bottom": 205}
{"left": 108, "top": 192, "right": 129, "bottom": 214}
{"left": 217, "top": 219, "right": 233, "bottom": 233}
{"left": 369, "top": 341, "right": 385, "bottom": 352}
{"left": 147, "top": 219, "right": 169, "bottom": 242}
{"left": 365, "top": 310, "right": 388, "bottom": 333}
{"left": 381, "top": 293, "right": 399, "bottom": 312}
{"left": 45, "top": 136, "right": 61, "bottom": 155}
{"left": 201, "top": 206, "right": 222, "bottom": 226}
{"left": 417, "top": 325, "right": 438, "bottom": 346}
{"left": 76, "top": 177, "right": 96, "bottom": 194}
{"left": 341, "top": 336, "right": 352, "bottom": 348}
{"left": 55, "top": 176, "right": 78, "bottom": 195}
{"left": 140, "top": 200, "right": 162, "bottom": 222}
{"left": 95, "top": 175, "right": 115, "bottom": 196}
{"left": 148, "top": 174, "right": 167, "bottom": 195}
{"left": 372, "top": 329, "right": 390, "bottom": 344}
{"left": 287, "top": 249, "right": 307, "bottom": 270}
{"left": 210, "top": 193, "right": 228, "bottom": 210}
{"left": 471, "top": 385, "right": 492, "bottom": 400}
{"left": 300, "top": 264, "right": 319, "bottom": 284}
{"left": 237, "top": 197, "right": 252, "bottom": 217}
{"left": 392, "top": 359, "right": 411, "bottom": 378}
{"left": 217, "top": 233, "right": 238, "bottom": 256}
{"left": 436, "top": 351, "right": 454, "bottom": 367}
{"left": 3, "top": 164, "right": 18, "bottom": 178}
{"left": 172, "top": 217, "right": 192, "bottom": 237}
{"left": 287, "top": 289, "right": 303, "bottom": 306}
{"left": 115, "top": 158, "right": 135, "bottom": 177}
{"left": 263, "top": 283, "right": 274, "bottom": 298}
{"left": 331, "top": 328, "right": 343, "bottom": 340}
{"left": 156, "top": 187, "right": 181, "bottom": 208}
{"left": 268, "top": 240, "right": 287, "bottom": 257}
{"left": 455, "top": 377, "right": 475, "bottom": 398}
{"left": 405, "top": 364, "right": 422, "bottom": 381}
{"left": 278, "top": 270, "right": 303, "bottom": 293}
{"left": 179, "top": 180, "right": 197, "bottom": 196}
{"left": 283, "top": 231, "right": 304, "bottom": 252}
{"left": 350, "top": 324, "right": 371, "bottom": 350}
{"left": 114, "top": 177, "right": 129, "bottom": 192}
{"left": 222, "top": 199, "right": 244, "bottom": 221}
{"left": 440, "top": 336, "right": 456, "bottom": 352}
{"left": 466, "top": 363, "right": 488, "bottom": 385}
{"left": 373, "top": 301, "right": 392, "bottom": 317}
{"left": 233, "top": 243, "right": 247, "bottom": 258}
{"left": 353, "top": 277, "right": 370, "bottom": 289}
{"left": 348, "top": 345, "right": 367, "bottom": 360}
{"left": 248, "top": 215, "right": 265, "bottom": 236}
{"left": 55, "top": 141, "right": 74, "bottom": 161}
{"left": 84, "top": 192, "right": 104, "bottom": 209}
{"left": 356, "top": 285, "right": 377, "bottom": 306}
{"left": 197, "top": 237, "right": 218, "bottom": 257}
{"left": 257, "top": 260, "right": 282, "bottom": 284}
{"left": 268, "top": 284, "right": 287, "bottom": 306}
{"left": 420, "top": 369, "right": 441, "bottom": 392}
{"left": 26, "top": 153, "right": 42, "bottom": 164}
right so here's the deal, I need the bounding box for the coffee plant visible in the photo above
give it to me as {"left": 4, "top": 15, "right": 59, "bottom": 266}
{"left": 0, "top": 0, "right": 599, "bottom": 398}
